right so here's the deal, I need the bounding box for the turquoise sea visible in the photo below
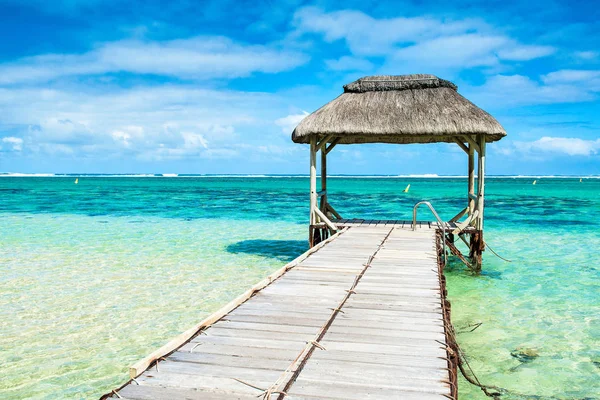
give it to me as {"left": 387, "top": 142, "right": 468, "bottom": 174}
{"left": 1, "top": 176, "right": 599, "bottom": 399}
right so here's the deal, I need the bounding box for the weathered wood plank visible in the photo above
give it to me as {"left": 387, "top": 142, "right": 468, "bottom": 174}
{"left": 288, "top": 378, "right": 448, "bottom": 400}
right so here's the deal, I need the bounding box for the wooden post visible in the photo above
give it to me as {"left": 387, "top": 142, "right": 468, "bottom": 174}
{"left": 468, "top": 144, "right": 475, "bottom": 216}
{"left": 321, "top": 143, "right": 327, "bottom": 213}
{"left": 470, "top": 134, "right": 486, "bottom": 271}
{"left": 477, "top": 134, "right": 486, "bottom": 230}
{"left": 320, "top": 142, "right": 329, "bottom": 240}
{"left": 309, "top": 136, "right": 317, "bottom": 247}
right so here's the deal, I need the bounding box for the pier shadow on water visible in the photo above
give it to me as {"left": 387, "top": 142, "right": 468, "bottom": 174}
{"left": 226, "top": 239, "right": 308, "bottom": 262}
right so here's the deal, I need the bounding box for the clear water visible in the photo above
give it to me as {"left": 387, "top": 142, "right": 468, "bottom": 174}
{"left": 0, "top": 177, "right": 598, "bottom": 399}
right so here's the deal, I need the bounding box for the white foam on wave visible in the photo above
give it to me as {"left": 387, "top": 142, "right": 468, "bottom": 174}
{"left": 500, "top": 175, "right": 600, "bottom": 179}
{"left": 0, "top": 173, "right": 55, "bottom": 177}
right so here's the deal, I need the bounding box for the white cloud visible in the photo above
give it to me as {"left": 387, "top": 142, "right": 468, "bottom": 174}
{"left": 293, "top": 7, "right": 482, "bottom": 56}
{"left": 2, "top": 137, "right": 23, "bottom": 151}
{"left": 181, "top": 132, "right": 208, "bottom": 149}
{"left": 111, "top": 126, "right": 144, "bottom": 148}
{"left": 390, "top": 36, "right": 555, "bottom": 70}
{"left": 33, "top": 118, "right": 94, "bottom": 145}
{"left": 293, "top": 7, "right": 555, "bottom": 69}
{"left": 470, "top": 74, "right": 597, "bottom": 107}
{"left": 0, "top": 36, "right": 309, "bottom": 85}
{"left": 392, "top": 34, "right": 507, "bottom": 68}
{"left": 497, "top": 44, "right": 555, "bottom": 61}
{"left": 0, "top": 84, "right": 298, "bottom": 161}
{"left": 275, "top": 111, "right": 309, "bottom": 133}
{"left": 542, "top": 69, "right": 600, "bottom": 87}
{"left": 325, "top": 56, "right": 374, "bottom": 71}
{"left": 574, "top": 51, "right": 598, "bottom": 61}
{"left": 523, "top": 137, "right": 600, "bottom": 156}
{"left": 498, "top": 137, "right": 600, "bottom": 157}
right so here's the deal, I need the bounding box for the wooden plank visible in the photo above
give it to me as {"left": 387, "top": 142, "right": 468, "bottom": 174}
{"left": 167, "top": 351, "right": 293, "bottom": 370}
{"left": 289, "top": 378, "right": 448, "bottom": 400}
{"left": 134, "top": 371, "right": 274, "bottom": 395}
{"left": 175, "top": 342, "right": 299, "bottom": 360}
{"left": 309, "top": 347, "right": 448, "bottom": 369}
{"left": 299, "top": 363, "right": 450, "bottom": 391}
{"left": 117, "top": 385, "right": 263, "bottom": 400}
{"left": 296, "top": 357, "right": 449, "bottom": 380}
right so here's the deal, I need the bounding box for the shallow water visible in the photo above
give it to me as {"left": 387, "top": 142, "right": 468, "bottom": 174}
{"left": 0, "top": 177, "right": 598, "bottom": 399}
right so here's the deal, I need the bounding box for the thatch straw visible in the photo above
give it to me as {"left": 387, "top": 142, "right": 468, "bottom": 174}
{"left": 292, "top": 74, "right": 506, "bottom": 144}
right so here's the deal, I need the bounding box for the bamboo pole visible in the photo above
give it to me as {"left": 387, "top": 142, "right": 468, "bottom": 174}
{"left": 326, "top": 203, "right": 342, "bottom": 220}
{"left": 450, "top": 206, "right": 469, "bottom": 223}
{"left": 462, "top": 135, "right": 480, "bottom": 154}
{"left": 317, "top": 134, "right": 334, "bottom": 152}
{"left": 314, "top": 207, "right": 337, "bottom": 231}
{"left": 309, "top": 136, "right": 317, "bottom": 246}
{"left": 477, "top": 135, "right": 486, "bottom": 230}
{"left": 469, "top": 134, "right": 486, "bottom": 271}
{"left": 321, "top": 142, "right": 327, "bottom": 214}
{"left": 468, "top": 144, "right": 475, "bottom": 215}
{"left": 454, "top": 138, "right": 469, "bottom": 154}
{"left": 325, "top": 138, "right": 340, "bottom": 154}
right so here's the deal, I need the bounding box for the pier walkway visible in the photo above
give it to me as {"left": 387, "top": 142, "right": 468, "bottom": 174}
{"left": 105, "top": 223, "right": 456, "bottom": 399}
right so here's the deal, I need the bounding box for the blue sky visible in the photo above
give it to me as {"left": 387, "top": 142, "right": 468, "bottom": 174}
{"left": 0, "top": 0, "right": 599, "bottom": 175}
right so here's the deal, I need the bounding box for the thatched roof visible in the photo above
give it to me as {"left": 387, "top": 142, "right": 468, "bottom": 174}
{"left": 292, "top": 74, "right": 506, "bottom": 145}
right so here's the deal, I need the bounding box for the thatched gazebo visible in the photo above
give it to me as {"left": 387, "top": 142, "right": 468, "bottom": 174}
{"left": 291, "top": 74, "right": 506, "bottom": 268}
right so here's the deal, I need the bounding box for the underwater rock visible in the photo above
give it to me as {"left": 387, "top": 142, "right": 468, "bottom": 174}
{"left": 510, "top": 347, "right": 539, "bottom": 363}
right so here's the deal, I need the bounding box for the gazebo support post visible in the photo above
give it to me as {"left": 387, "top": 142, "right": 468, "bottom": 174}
{"left": 320, "top": 139, "right": 328, "bottom": 241}
{"left": 469, "top": 134, "right": 486, "bottom": 271}
{"left": 468, "top": 144, "right": 475, "bottom": 215}
{"left": 309, "top": 135, "right": 317, "bottom": 247}
{"left": 308, "top": 135, "right": 339, "bottom": 247}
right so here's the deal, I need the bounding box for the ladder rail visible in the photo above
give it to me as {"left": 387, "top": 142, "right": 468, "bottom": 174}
{"left": 412, "top": 201, "right": 447, "bottom": 264}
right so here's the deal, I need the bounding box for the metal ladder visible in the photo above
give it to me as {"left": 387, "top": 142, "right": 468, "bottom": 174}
{"left": 412, "top": 201, "right": 447, "bottom": 264}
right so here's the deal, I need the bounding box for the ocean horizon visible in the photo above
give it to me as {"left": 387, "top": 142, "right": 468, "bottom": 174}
{"left": 2, "top": 173, "right": 600, "bottom": 178}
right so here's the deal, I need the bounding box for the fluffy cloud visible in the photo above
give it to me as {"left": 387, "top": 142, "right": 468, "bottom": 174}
{"left": 293, "top": 7, "right": 481, "bottom": 56}
{"left": 469, "top": 74, "right": 598, "bottom": 107}
{"left": 498, "top": 137, "right": 600, "bottom": 157}
{"left": 496, "top": 44, "right": 555, "bottom": 61}
{"left": 392, "top": 34, "right": 506, "bottom": 68}
{"left": 2, "top": 137, "right": 23, "bottom": 151}
{"left": 111, "top": 126, "right": 144, "bottom": 148}
{"left": 275, "top": 111, "right": 309, "bottom": 134}
{"left": 325, "top": 56, "right": 374, "bottom": 71}
{"left": 529, "top": 137, "right": 600, "bottom": 156}
{"left": 293, "top": 7, "right": 554, "bottom": 70}
{"left": 542, "top": 69, "right": 600, "bottom": 87}
{"left": 0, "top": 85, "right": 297, "bottom": 161}
{"left": 573, "top": 51, "right": 598, "bottom": 61}
{"left": 0, "top": 36, "right": 309, "bottom": 85}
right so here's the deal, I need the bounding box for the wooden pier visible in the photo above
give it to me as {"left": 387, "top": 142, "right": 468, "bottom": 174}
{"left": 104, "top": 223, "right": 457, "bottom": 400}
{"left": 101, "top": 73, "right": 511, "bottom": 399}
